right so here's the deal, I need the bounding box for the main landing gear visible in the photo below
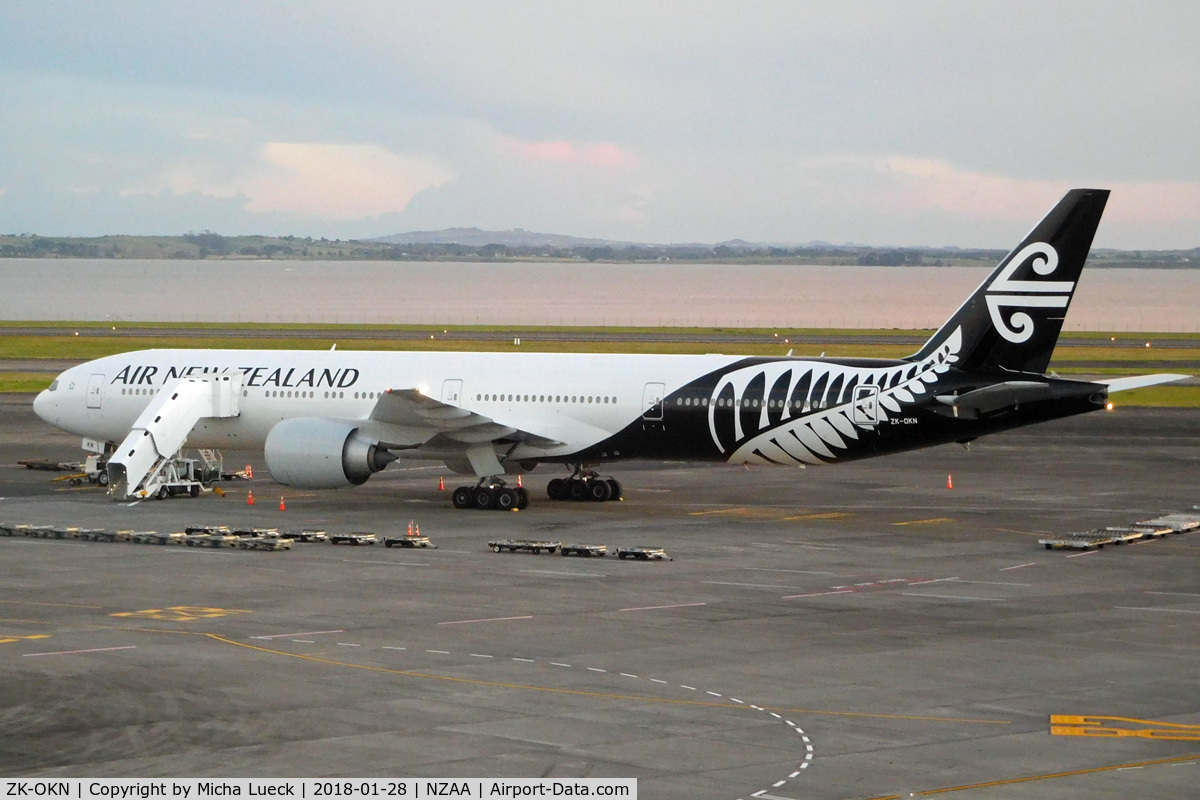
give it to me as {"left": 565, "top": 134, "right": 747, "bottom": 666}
{"left": 546, "top": 468, "right": 622, "bottom": 503}
{"left": 451, "top": 478, "right": 530, "bottom": 511}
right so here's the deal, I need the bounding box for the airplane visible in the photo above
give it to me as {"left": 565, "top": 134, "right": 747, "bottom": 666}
{"left": 33, "top": 188, "right": 1187, "bottom": 509}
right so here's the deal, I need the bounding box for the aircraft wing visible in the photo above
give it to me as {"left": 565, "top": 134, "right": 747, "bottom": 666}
{"left": 368, "top": 388, "right": 565, "bottom": 449}
{"left": 1095, "top": 373, "right": 1190, "bottom": 393}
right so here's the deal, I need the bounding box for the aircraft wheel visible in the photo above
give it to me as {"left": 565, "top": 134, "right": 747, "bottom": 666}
{"left": 452, "top": 487, "right": 473, "bottom": 508}
{"left": 547, "top": 478, "right": 566, "bottom": 500}
{"left": 515, "top": 488, "right": 529, "bottom": 509}
{"left": 474, "top": 487, "right": 495, "bottom": 510}
{"left": 606, "top": 478, "right": 622, "bottom": 501}
{"left": 588, "top": 480, "right": 612, "bottom": 502}
{"left": 568, "top": 479, "right": 588, "bottom": 502}
{"left": 495, "top": 488, "right": 517, "bottom": 511}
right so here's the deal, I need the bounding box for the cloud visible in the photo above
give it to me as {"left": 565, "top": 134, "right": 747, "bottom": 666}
{"left": 501, "top": 136, "right": 637, "bottom": 168}
{"left": 128, "top": 142, "right": 455, "bottom": 221}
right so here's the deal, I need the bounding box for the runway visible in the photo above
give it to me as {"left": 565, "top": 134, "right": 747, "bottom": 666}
{"left": 1, "top": 396, "right": 1197, "bottom": 798}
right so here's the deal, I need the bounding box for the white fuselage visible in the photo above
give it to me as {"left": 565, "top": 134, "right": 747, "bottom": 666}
{"left": 34, "top": 348, "right": 743, "bottom": 460}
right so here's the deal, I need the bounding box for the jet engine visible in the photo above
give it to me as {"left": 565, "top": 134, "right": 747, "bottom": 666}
{"left": 264, "top": 418, "right": 397, "bottom": 489}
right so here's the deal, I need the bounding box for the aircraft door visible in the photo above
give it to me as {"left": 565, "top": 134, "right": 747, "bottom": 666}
{"left": 641, "top": 382, "right": 665, "bottom": 421}
{"left": 852, "top": 385, "right": 879, "bottom": 426}
{"left": 441, "top": 379, "right": 463, "bottom": 405}
{"left": 86, "top": 374, "right": 105, "bottom": 409}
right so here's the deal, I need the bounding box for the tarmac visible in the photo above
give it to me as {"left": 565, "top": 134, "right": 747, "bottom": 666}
{"left": 1, "top": 394, "right": 1197, "bottom": 799}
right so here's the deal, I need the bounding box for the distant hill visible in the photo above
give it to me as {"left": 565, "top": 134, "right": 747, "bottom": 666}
{"left": 373, "top": 227, "right": 638, "bottom": 249}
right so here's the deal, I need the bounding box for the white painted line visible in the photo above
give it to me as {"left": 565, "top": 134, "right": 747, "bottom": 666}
{"left": 731, "top": 698, "right": 744, "bottom": 704}
{"left": 252, "top": 629, "right": 344, "bottom": 640}
{"left": 681, "top": 685, "right": 697, "bottom": 691}
{"left": 437, "top": 615, "right": 533, "bottom": 625}
{"left": 342, "top": 560, "right": 430, "bottom": 567}
{"left": 512, "top": 657, "right": 535, "bottom": 662}
{"left": 521, "top": 569, "right": 606, "bottom": 578}
{"left": 707, "top": 691, "right": 722, "bottom": 697}
{"left": 805, "top": 744, "right": 813, "bottom": 752}
{"left": 901, "top": 593, "right": 1004, "bottom": 601}
{"left": 801, "top": 761, "right": 810, "bottom": 767}
{"left": 551, "top": 662, "right": 571, "bottom": 667}
{"left": 1114, "top": 606, "right": 1200, "bottom": 614}
{"left": 587, "top": 667, "right": 607, "bottom": 673}
{"left": 620, "top": 673, "right": 638, "bottom": 678}
{"left": 24, "top": 645, "right": 136, "bottom": 658}
{"left": 781, "top": 589, "right": 854, "bottom": 599}
{"left": 291, "top": 639, "right": 315, "bottom": 643}
{"left": 336, "top": 643, "right": 361, "bottom": 647}
{"left": 750, "top": 705, "right": 763, "bottom": 710}
{"left": 1000, "top": 562, "right": 1036, "bottom": 571}
{"left": 785, "top": 720, "right": 794, "bottom": 726}
{"left": 469, "top": 653, "right": 493, "bottom": 658}
{"left": 906, "top": 577, "right": 960, "bottom": 586}
{"left": 382, "top": 646, "right": 406, "bottom": 650}
{"left": 650, "top": 678, "right": 667, "bottom": 684}
{"left": 952, "top": 580, "right": 1032, "bottom": 587}
{"left": 744, "top": 567, "right": 841, "bottom": 576}
{"left": 788, "top": 771, "right": 800, "bottom": 778}
{"left": 772, "top": 781, "right": 785, "bottom": 788}
{"left": 1066, "top": 550, "right": 1098, "bottom": 558}
{"left": 619, "top": 602, "right": 707, "bottom": 612}
{"left": 704, "top": 581, "right": 810, "bottom": 590}
{"left": 427, "top": 649, "right": 450, "bottom": 654}
{"left": 1147, "top": 591, "right": 1200, "bottom": 598}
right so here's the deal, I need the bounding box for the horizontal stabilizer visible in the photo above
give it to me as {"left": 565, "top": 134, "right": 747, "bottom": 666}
{"left": 935, "top": 380, "right": 1051, "bottom": 418}
{"left": 1097, "top": 373, "right": 1190, "bottom": 393}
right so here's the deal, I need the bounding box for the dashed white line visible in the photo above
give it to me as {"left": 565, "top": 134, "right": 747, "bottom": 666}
{"left": 781, "top": 589, "right": 854, "bottom": 599}
{"left": 252, "top": 629, "right": 344, "bottom": 640}
{"left": 1000, "top": 562, "right": 1036, "bottom": 571}
{"left": 438, "top": 615, "right": 533, "bottom": 625}
{"left": 469, "top": 653, "right": 493, "bottom": 658}
{"left": 707, "top": 691, "right": 723, "bottom": 697}
{"left": 382, "top": 646, "right": 406, "bottom": 650}
{"left": 336, "top": 643, "right": 361, "bottom": 647}
{"left": 587, "top": 667, "right": 607, "bottom": 673}
{"left": 650, "top": 678, "right": 667, "bottom": 684}
{"left": 681, "top": 685, "right": 697, "bottom": 691}
{"left": 291, "top": 639, "right": 315, "bottom": 643}
{"left": 1066, "top": 550, "right": 1098, "bottom": 558}
{"left": 1114, "top": 606, "right": 1200, "bottom": 614}
{"left": 551, "top": 662, "right": 571, "bottom": 667}
{"left": 620, "top": 673, "right": 638, "bottom": 678}
{"left": 1147, "top": 591, "right": 1200, "bottom": 598}
{"left": 906, "top": 577, "right": 960, "bottom": 586}
{"left": 731, "top": 698, "right": 744, "bottom": 704}
{"left": 427, "top": 649, "right": 450, "bottom": 654}
{"left": 512, "top": 657, "right": 535, "bottom": 662}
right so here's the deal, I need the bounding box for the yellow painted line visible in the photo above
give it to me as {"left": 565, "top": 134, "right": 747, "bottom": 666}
{"left": 0, "top": 599, "right": 103, "bottom": 609}
{"left": 1051, "top": 714, "right": 1200, "bottom": 741}
{"left": 0, "top": 617, "right": 58, "bottom": 625}
{"left": 859, "top": 752, "right": 1200, "bottom": 798}
{"left": 0, "top": 634, "right": 50, "bottom": 644}
{"left": 206, "top": 634, "right": 760, "bottom": 710}
{"left": 111, "top": 606, "right": 251, "bottom": 622}
{"left": 688, "top": 507, "right": 750, "bottom": 516}
{"left": 892, "top": 517, "right": 953, "bottom": 526}
{"left": 782, "top": 512, "right": 852, "bottom": 521}
{"left": 762, "top": 706, "right": 1008, "bottom": 725}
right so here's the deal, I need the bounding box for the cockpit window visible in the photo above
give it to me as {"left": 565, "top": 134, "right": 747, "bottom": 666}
{"left": 48, "top": 380, "right": 59, "bottom": 392}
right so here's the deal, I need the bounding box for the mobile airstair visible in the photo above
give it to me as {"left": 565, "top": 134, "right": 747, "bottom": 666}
{"left": 106, "top": 373, "right": 242, "bottom": 500}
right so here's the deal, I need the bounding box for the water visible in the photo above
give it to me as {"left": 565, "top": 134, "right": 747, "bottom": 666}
{"left": 4, "top": 259, "right": 1198, "bottom": 331}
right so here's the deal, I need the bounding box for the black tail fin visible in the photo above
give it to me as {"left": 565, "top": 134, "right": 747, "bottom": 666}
{"left": 907, "top": 188, "right": 1109, "bottom": 375}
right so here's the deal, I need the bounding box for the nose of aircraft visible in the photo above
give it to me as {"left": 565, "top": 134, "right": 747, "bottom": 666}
{"left": 33, "top": 385, "right": 58, "bottom": 426}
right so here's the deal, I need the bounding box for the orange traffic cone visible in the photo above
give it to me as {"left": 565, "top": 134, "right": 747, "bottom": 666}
{"left": 517, "top": 474, "right": 523, "bottom": 488}
{"left": 279, "top": 496, "right": 286, "bottom": 511}
{"left": 247, "top": 490, "right": 255, "bottom": 506}
{"left": 414, "top": 522, "right": 420, "bottom": 536}
{"left": 407, "top": 519, "right": 414, "bottom": 536}
{"left": 438, "top": 476, "right": 444, "bottom": 491}
{"left": 947, "top": 474, "right": 954, "bottom": 490}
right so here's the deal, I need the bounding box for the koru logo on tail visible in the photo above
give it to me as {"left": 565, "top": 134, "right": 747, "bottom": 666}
{"left": 985, "top": 242, "right": 1073, "bottom": 343}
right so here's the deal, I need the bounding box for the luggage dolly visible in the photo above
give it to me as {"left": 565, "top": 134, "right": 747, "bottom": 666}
{"left": 616, "top": 546, "right": 672, "bottom": 561}
{"left": 488, "top": 539, "right": 562, "bottom": 554}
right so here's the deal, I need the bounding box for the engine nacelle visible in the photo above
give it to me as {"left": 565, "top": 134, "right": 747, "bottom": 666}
{"left": 264, "top": 418, "right": 396, "bottom": 489}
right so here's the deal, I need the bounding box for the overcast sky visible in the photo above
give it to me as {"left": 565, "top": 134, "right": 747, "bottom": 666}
{"left": 1, "top": 1, "right": 1197, "bottom": 247}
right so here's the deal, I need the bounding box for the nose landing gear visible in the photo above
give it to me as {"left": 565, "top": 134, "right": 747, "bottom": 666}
{"left": 451, "top": 478, "right": 530, "bottom": 511}
{"left": 546, "top": 467, "right": 622, "bottom": 503}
